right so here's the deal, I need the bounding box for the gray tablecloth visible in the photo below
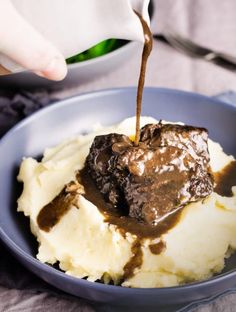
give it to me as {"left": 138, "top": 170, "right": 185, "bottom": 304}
{"left": 1, "top": 0, "right": 236, "bottom": 311}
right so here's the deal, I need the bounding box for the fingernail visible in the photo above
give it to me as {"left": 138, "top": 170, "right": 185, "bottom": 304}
{"left": 36, "top": 56, "right": 67, "bottom": 81}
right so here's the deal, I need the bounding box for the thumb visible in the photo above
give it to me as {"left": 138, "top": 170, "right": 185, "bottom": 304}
{"left": 0, "top": 0, "right": 67, "bottom": 81}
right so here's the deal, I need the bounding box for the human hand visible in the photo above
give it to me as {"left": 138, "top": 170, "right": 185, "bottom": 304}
{"left": 0, "top": 0, "right": 67, "bottom": 80}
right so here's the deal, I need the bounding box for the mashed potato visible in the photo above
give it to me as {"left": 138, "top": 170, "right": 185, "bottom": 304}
{"left": 17, "top": 117, "right": 236, "bottom": 288}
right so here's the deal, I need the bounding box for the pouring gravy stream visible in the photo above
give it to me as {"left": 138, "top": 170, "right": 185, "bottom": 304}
{"left": 134, "top": 12, "right": 153, "bottom": 145}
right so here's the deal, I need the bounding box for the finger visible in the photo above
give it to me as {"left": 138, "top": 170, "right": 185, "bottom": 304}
{"left": 0, "top": 0, "right": 67, "bottom": 80}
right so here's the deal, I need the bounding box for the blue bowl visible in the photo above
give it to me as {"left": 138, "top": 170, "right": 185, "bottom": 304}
{"left": 0, "top": 87, "right": 236, "bottom": 308}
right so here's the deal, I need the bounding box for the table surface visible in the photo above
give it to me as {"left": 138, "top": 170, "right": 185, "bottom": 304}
{"left": 1, "top": 0, "right": 236, "bottom": 311}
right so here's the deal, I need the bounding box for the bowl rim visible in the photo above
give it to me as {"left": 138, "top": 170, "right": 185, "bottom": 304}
{"left": 1, "top": 86, "right": 236, "bottom": 295}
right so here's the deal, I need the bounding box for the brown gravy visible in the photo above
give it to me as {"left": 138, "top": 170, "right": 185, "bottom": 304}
{"left": 134, "top": 12, "right": 153, "bottom": 146}
{"left": 37, "top": 181, "right": 83, "bottom": 232}
{"left": 149, "top": 241, "right": 166, "bottom": 255}
{"left": 79, "top": 167, "right": 182, "bottom": 240}
{"left": 37, "top": 189, "right": 74, "bottom": 232}
{"left": 123, "top": 239, "right": 143, "bottom": 280}
{"left": 214, "top": 160, "right": 236, "bottom": 197}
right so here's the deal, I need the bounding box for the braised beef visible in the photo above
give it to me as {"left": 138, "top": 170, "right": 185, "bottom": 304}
{"left": 85, "top": 122, "right": 213, "bottom": 226}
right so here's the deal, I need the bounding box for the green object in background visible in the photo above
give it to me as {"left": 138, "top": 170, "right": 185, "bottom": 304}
{"left": 66, "top": 39, "right": 122, "bottom": 64}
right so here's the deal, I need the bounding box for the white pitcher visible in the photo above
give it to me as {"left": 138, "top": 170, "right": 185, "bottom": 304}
{"left": 0, "top": 0, "right": 150, "bottom": 73}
